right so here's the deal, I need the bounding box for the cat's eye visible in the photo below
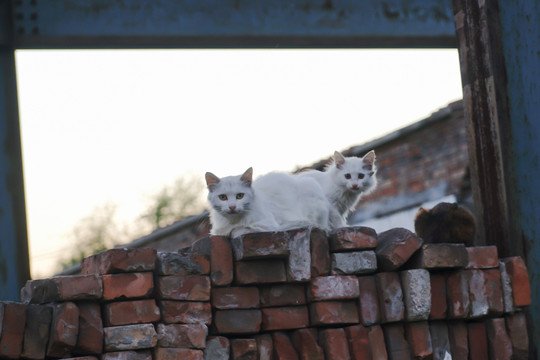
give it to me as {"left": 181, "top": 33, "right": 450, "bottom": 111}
{"left": 236, "top": 193, "right": 244, "bottom": 200}
{"left": 344, "top": 174, "right": 351, "bottom": 179}
{"left": 218, "top": 194, "right": 228, "bottom": 201}
{"left": 358, "top": 174, "right": 365, "bottom": 179}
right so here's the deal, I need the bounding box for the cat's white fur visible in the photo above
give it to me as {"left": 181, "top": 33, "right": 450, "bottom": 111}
{"left": 205, "top": 168, "right": 330, "bottom": 238}
{"left": 299, "top": 150, "right": 377, "bottom": 229}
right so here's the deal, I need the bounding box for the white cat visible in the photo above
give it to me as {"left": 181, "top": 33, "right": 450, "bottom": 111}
{"left": 299, "top": 150, "right": 377, "bottom": 229}
{"left": 205, "top": 167, "right": 330, "bottom": 238}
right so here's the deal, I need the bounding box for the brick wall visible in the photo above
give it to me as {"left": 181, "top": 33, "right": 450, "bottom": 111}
{"left": 8, "top": 224, "right": 532, "bottom": 360}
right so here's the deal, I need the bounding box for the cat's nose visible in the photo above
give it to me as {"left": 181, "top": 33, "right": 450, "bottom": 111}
{"left": 352, "top": 184, "right": 359, "bottom": 190}
{"left": 229, "top": 205, "right": 236, "bottom": 211}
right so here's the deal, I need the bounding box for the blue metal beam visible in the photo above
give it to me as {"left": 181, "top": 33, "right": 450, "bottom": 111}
{"left": 12, "top": 0, "right": 456, "bottom": 49}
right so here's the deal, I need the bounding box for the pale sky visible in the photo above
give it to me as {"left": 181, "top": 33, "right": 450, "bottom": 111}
{"left": 15, "top": 49, "right": 463, "bottom": 278}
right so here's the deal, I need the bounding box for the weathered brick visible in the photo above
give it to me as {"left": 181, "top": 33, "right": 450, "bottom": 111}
{"left": 376, "top": 272, "right": 404, "bottom": 323}
{"left": 468, "top": 269, "right": 503, "bottom": 318}
{"left": 407, "top": 243, "right": 468, "bottom": 269}
{"left": 468, "top": 322, "right": 489, "bottom": 360}
{"left": 213, "top": 309, "right": 262, "bottom": 335}
{"left": 103, "top": 324, "right": 157, "bottom": 352}
{"left": 357, "top": 275, "right": 381, "bottom": 326}
{"left": 465, "top": 246, "right": 498, "bottom": 269}
{"left": 310, "top": 301, "right": 359, "bottom": 326}
{"left": 429, "top": 273, "right": 447, "bottom": 320}
{"left": 231, "top": 231, "right": 289, "bottom": 260}
{"left": 429, "top": 321, "right": 451, "bottom": 360}
{"left": 261, "top": 306, "right": 309, "bottom": 331}
{"left": 319, "top": 328, "right": 351, "bottom": 360}
{"left": 231, "top": 338, "right": 257, "bottom": 360}
{"left": 400, "top": 269, "right": 431, "bottom": 321}
{"left": 259, "top": 284, "right": 306, "bottom": 307}
{"left": 21, "top": 304, "right": 52, "bottom": 360}
{"left": 505, "top": 312, "right": 529, "bottom": 360}
{"left": 383, "top": 323, "right": 412, "bottom": 360}
{"left": 235, "top": 259, "right": 287, "bottom": 284}
{"left": 367, "top": 325, "right": 388, "bottom": 360}
{"left": 156, "top": 275, "right": 211, "bottom": 301}
{"left": 81, "top": 248, "right": 156, "bottom": 275}
{"left": 76, "top": 302, "right": 104, "bottom": 355}
{"left": 405, "top": 321, "right": 433, "bottom": 360}
{"left": 501, "top": 257, "right": 531, "bottom": 307}
{"left": 272, "top": 332, "right": 299, "bottom": 360}
{"left": 103, "top": 272, "right": 154, "bottom": 300}
{"left": 376, "top": 228, "right": 423, "bottom": 271}
{"left": 311, "top": 228, "right": 331, "bottom": 277}
{"left": 61, "top": 357, "right": 99, "bottom": 360}
{"left": 486, "top": 318, "right": 513, "bottom": 360}
{"left": 309, "top": 275, "right": 359, "bottom": 301}
{"left": 153, "top": 347, "right": 204, "bottom": 360}
{"left": 286, "top": 228, "right": 311, "bottom": 282}
{"left": 499, "top": 260, "right": 515, "bottom": 313}
{"left": 255, "top": 334, "right": 274, "bottom": 360}
{"left": 331, "top": 251, "right": 377, "bottom": 275}
{"left": 101, "top": 350, "right": 152, "bottom": 360}
{"left": 329, "top": 226, "right": 377, "bottom": 251}
{"left": 212, "top": 286, "right": 259, "bottom": 310}
{"left": 344, "top": 325, "right": 371, "bottom": 360}
{"left": 210, "top": 236, "right": 234, "bottom": 286}
{"left": 157, "top": 323, "right": 207, "bottom": 349}
{"left": 155, "top": 250, "right": 209, "bottom": 276}
{"left": 448, "top": 321, "right": 468, "bottom": 360}
{"left": 159, "top": 301, "right": 211, "bottom": 325}
{"left": 104, "top": 299, "right": 161, "bottom": 326}
{"left": 20, "top": 274, "right": 102, "bottom": 304}
{"left": 0, "top": 302, "right": 27, "bottom": 359}
{"left": 292, "top": 328, "right": 324, "bottom": 360}
{"left": 204, "top": 336, "right": 230, "bottom": 360}
{"left": 446, "top": 270, "right": 470, "bottom": 319}
{"left": 47, "top": 302, "right": 79, "bottom": 358}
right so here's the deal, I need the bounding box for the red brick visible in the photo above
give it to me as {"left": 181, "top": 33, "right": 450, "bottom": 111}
{"left": 261, "top": 306, "right": 309, "bottom": 331}
{"left": 101, "top": 350, "right": 152, "bottom": 360}
{"left": 329, "top": 226, "right": 377, "bottom": 251}
{"left": 486, "top": 318, "right": 513, "bottom": 360}
{"left": 20, "top": 274, "right": 103, "bottom": 304}
{"left": 311, "top": 228, "right": 331, "bottom": 277}
{"left": 367, "top": 325, "right": 388, "bottom": 360}
{"left": 104, "top": 299, "right": 160, "bottom": 326}
{"left": 156, "top": 275, "right": 211, "bottom": 301}
{"left": 231, "top": 232, "right": 289, "bottom": 260}
{"left": 210, "top": 236, "right": 234, "bottom": 286}
{"left": 357, "top": 275, "right": 380, "bottom": 326}
{"left": 155, "top": 250, "right": 209, "bottom": 276}
{"left": 344, "top": 325, "right": 371, "bottom": 360}
{"left": 103, "top": 272, "right": 154, "bottom": 300}
{"left": 404, "top": 321, "right": 432, "bottom": 359}
{"left": 153, "top": 347, "right": 203, "bottom": 360}
{"left": 375, "top": 228, "right": 423, "bottom": 271}
{"left": 466, "top": 246, "right": 499, "bottom": 269}
{"left": 81, "top": 248, "right": 156, "bottom": 275}
{"left": 61, "top": 357, "right": 99, "bottom": 360}
{"left": 21, "top": 304, "right": 52, "bottom": 360}
{"left": 292, "top": 328, "right": 325, "bottom": 360}
{"left": 505, "top": 313, "right": 529, "bottom": 359}
{"left": 383, "top": 323, "right": 412, "bottom": 360}
{"left": 309, "top": 275, "right": 359, "bottom": 301}
{"left": 501, "top": 257, "right": 532, "bottom": 307}
{"left": 231, "top": 338, "right": 257, "bottom": 360}
{"left": 468, "top": 269, "right": 503, "bottom": 318}
{"left": 429, "top": 321, "right": 451, "bottom": 360}
{"left": 103, "top": 324, "right": 157, "bottom": 351}
{"left": 375, "top": 272, "right": 404, "bottom": 323}
{"left": 234, "top": 259, "right": 287, "bottom": 284}
{"left": 255, "top": 334, "right": 274, "bottom": 360}
{"left": 272, "top": 332, "right": 299, "bottom": 360}
{"left": 204, "top": 336, "right": 230, "bottom": 360}
{"left": 407, "top": 243, "right": 468, "bottom": 269}
{"left": 429, "top": 273, "right": 447, "bottom": 320}
{"left": 0, "top": 302, "right": 27, "bottom": 359}
{"left": 448, "top": 321, "right": 468, "bottom": 360}
{"left": 446, "top": 270, "right": 470, "bottom": 319}
{"left": 468, "top": 322, "right": 489, "bottom": 360}
{"left": 259, "top": 284, "right": 306, "bottom": 307}
{"left": 310, "top": 301, "right": 359, "bottom": 326}
{"left": 159, "top": 301, "right": 212, "bottom": 324}
{"left": 212, "top": 287, "right": 259, "bottom": 309}
{"left": 47, "top": 302, "right": 79, "bottom": 358}
{"left": 319, "top": 328, "right": 351, "bottom": 360}
{"left": 214, "top": 309, "right": 262, "bottom": 335}
{"left": 76, "top": 302, "right": 104, "bottom": 355}
{"left": 156, "top": 323, "right": 207, "bottom": 349}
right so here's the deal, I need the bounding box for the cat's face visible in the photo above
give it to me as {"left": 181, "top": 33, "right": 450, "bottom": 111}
{"left": 333, "top": 150, "right": 377, "bottom": 192}
{"left": 205, "top": 168, "right": 254, "bottom": 217}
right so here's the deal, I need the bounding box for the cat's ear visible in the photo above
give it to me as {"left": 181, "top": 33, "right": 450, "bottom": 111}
{"left": 240, "top": 167, "right": 253, "bottom": 187}
{"left": 334, "top": 151, "right": 346, "bottom": 169}
{"left": 363, "top": 150, "right": 376, "bottom": 166}
{"left": 205, "top": 172, "right": 220, "bottom": 191}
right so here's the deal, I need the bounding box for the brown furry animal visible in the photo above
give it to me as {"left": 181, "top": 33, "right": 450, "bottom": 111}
{"left": 414, "top": 202, "right": 476, "bottom": 246}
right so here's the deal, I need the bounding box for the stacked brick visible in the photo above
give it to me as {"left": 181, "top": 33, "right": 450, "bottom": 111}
{"left": 0, "top": 226, "right": 532, "bottom": 359}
